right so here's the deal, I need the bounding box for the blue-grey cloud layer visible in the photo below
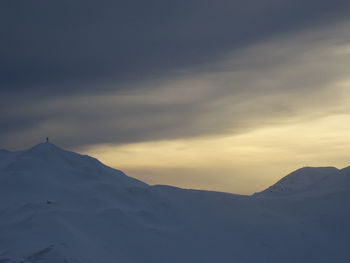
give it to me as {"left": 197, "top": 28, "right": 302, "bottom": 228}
{"left": 1, "top": 0, "right": 350, "bottom": 149}
{"left": 2, "top": 0, "right": 349, "bottom": 91}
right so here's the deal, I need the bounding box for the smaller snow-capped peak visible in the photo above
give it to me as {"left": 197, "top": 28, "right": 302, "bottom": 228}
{"left": 255, "top": 166, "right": 340, "bottom": 196}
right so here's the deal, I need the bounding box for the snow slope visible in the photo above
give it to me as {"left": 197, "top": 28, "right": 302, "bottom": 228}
{"left": 0, "top": 143, "right": 350, "bottom": 262}
{"left": 255, "top": 166, "right": 350, "bottom": 197}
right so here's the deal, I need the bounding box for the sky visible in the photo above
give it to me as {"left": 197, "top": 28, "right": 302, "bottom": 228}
{"left": 1, "top": 0, "right": 350, "bottom": 194}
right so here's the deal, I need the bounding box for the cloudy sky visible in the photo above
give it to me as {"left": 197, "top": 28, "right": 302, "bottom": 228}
{"left": 2, "top": 0, "right": 350, "bottom": 194}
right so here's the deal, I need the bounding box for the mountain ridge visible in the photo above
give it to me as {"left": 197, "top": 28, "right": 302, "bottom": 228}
{"left": 0, "top": 142, "right": 349, "bottom": 262}
{"left": 4, "top": 142, "right": 349, "bottom": 195}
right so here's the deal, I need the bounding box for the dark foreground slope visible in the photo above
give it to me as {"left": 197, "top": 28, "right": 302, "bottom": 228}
{"left": 0, "top": 143, "right": 350, "bottom": 263}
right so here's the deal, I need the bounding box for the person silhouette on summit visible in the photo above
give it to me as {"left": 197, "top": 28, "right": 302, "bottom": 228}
{"left": 46, "top": 137, "right": 49, "bottom": 143}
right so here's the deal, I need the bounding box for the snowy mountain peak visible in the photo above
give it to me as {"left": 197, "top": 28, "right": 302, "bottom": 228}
{"left": 28, "top": 142, "right": 63, "bottom": 152}
{"left": 17, "top": 142, "right": 91, "bottom": 167}
{"left": 24, "top": 142, "right": 77, "bottom": 158}
{"left": 0, "top": 143, "right": 147, "bottom": 201}
{"left": 255, "top": 166, "right": 341, "bottom": 196}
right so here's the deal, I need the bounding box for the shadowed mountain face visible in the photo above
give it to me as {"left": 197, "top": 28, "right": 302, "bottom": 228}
{"left": 0, "top": 143, "right": 350, "bottom": 262}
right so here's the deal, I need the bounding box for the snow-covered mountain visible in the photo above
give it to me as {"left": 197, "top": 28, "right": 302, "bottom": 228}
{"left": 0, "top": 143, "right": 350, "bottom": 263}
{"left": 255, "top": 166, "right": 350, "bottom": 196}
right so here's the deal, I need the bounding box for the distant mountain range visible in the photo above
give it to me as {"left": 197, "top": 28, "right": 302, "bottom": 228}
{"left": 0, "top": 143, "right": 349, "bottom": 263}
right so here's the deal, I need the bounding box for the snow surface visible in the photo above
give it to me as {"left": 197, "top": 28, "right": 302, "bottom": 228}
{"left": 255, "top": 166, "right": 350, "bottom": 197}
{"left": 0, "top": 142, "right": 350, "bottom": 262}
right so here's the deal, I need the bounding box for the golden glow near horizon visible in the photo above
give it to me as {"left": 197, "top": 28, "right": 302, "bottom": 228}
{"left": 79, "top": 24, "right": 350, "bottom": 195}
{"left": 83, "top": 113, "right": 350, "bottom": 195}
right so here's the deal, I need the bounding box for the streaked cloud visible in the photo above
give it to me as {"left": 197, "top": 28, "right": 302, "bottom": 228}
{"left": 1, "top": 1, "right": 350, "bottom": 193}
{"left": 2, "top": 20, "right": 350, "bottom": 150}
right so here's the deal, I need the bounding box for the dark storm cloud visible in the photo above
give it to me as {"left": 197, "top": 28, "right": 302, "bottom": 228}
{"left": 1, "top": 0, "right": 350, "bottom": 149}
{"left": 1, "top": 0, "right": 350, "bottom": 92}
